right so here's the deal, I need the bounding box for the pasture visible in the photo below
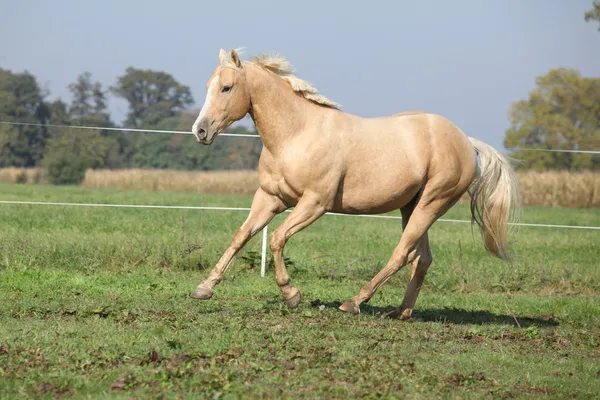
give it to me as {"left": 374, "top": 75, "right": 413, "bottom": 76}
{"left": 0, "top": 182, "right": 599, "bottom": 398}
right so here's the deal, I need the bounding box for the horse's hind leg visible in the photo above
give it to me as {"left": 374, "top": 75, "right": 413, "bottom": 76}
{"left": 339, "top": 186, "right": 459, "bottom": 316}
{"left": 381, "top": 202, "right": 433, "bottom": 320}
{"left": 383, "top": 233, "right": 432, "bottom": 320}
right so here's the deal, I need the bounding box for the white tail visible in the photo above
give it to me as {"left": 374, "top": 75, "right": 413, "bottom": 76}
{"left": 468, "top": 137, "right": 520, "bottom": 261}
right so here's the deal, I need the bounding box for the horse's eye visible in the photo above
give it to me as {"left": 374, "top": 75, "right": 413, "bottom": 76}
{"left": 222, "top": 86, "right": 232, "bottom": 93}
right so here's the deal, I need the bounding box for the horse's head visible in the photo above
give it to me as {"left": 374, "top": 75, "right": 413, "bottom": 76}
{"left": 192, "top": 48, "right": 250, "bottom": 145}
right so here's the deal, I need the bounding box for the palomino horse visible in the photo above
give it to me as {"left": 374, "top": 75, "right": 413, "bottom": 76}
{"left": 190, "top": 49, "right": 519, "bottom": 319}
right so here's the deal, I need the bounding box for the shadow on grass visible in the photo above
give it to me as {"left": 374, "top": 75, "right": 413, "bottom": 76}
{"left": 413, "top": 308, "right": 559, "bottom": 327}
{"left": 311, "top": 300, "right": 559, "bottom": 327}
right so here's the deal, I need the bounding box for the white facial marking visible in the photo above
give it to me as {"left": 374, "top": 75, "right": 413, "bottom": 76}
{"left": 192, "top": 76, "right": 220, "bottom": 136}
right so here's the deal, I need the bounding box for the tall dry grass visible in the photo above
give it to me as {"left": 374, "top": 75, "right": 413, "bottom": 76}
{"left": 81, "top": 169, "right": 259, "bottom": 195}
{"left": 1, "top": 168, "right": 599, "bottom": 208}
{"left": 516, "top": 171, "right": 600, "bottom": 208}
{"left": 0, "top": 167, "right": 48, "bottom": 184}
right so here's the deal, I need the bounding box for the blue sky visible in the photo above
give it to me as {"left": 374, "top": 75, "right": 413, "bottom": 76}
{"left": 1, "top": 0, "right": 598, "bottom": 150}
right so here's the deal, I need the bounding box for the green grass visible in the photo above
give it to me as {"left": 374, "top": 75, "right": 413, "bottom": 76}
{"left": 0, "top": 182, "right": 599, "bottom": 399}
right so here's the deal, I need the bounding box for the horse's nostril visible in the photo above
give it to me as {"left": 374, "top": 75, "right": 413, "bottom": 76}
{"left": 198, "top": 128, "right": 207, "bottom": 139}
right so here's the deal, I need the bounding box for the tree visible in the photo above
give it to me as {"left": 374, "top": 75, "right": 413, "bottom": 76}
{"left": 0, "top": 65, "right": 262, "bottom": 174}
{"left": 43, "top": 128, "right": 118, "bottom": 184}
{"left": 127, "top": 112, "right": 201, "bottom": 169}
{"left": 0, "top": 68, "right": 50, "bottom": 167}
{"left": 68, "top": 72, "right": 111, "bottom": 126}
{"left": 504, "top": 68, "right": 600, "bottom": 170}
{"left": 111, "top": 67, "right": 194, "bottom": 128}
{"left": 585, "top": 1, "right": 600, "bottom": 30}
{"left": 41, "top": 74, "right": 120, "bottom": 184}
{"left": 126, "top": 110, "right": 262, "bottom": 171}
{"left": 47, "top": 99, "right": 70, "bottom": 125}
{"left": 66, "top": 72, "right": 131, "bottom": 168}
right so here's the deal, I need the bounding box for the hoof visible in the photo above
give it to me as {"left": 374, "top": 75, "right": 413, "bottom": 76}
{"left": 382, "top": 308, "right": 412, "bottom": 320}
{"left": 190, "top": 286, "right": 213, "bottom": 300}
{"left": 284, "top": 287, "right": 301, "bottom": 308}
{"left": 339, "top": 299, "right": 360, "bottom": 314}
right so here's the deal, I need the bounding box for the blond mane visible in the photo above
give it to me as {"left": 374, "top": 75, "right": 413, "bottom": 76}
{"left": 243, "top": 53, "right": 340, "bottom": 109}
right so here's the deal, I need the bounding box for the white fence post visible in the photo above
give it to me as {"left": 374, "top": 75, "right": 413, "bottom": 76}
{"left": 260, "top": 225, "right": 268, "bottom": 277}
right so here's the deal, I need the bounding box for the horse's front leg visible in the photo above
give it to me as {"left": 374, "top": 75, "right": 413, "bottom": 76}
{"left": 191, "top": 188, "right": 286, "bottom": 300}
{"left": 270, "top": 192, "right": 326, "bottom": 308}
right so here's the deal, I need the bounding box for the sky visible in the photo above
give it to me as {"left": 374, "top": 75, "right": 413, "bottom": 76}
{"left": 1, "top": 0, "right": 599, "bottom": 151}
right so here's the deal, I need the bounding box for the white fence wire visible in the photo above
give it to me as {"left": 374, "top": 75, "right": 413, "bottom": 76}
{"left": 0, "top": 121, "right": 598, "bottom": 276}
{"left": 0, "top": 121, "right": 259, "bottom": 138}
{"left": 1, "top": 121, "right": 599, "bottom": 154}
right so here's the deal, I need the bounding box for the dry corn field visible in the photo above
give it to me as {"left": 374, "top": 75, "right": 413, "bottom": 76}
{"left": 1, "top": 167, "right": 599, "bottom": 208}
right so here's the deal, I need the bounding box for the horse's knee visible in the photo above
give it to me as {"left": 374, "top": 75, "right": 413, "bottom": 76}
{"left": 276, "top": 275, "right": 289, "bottom": 287}
{"left": 270, "top": 232, "right": 285, "bottom": 253}
{"left": 393, "top": 241, "right": 424, "bottom": 268}
{"left": 388, "top": 250, "right": 410, "bottom": 273}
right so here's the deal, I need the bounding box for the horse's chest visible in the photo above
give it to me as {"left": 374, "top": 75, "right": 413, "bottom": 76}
{"left": 259, "top": 165, "right": 303, "bottom": 206}
{"left": 275, "top": 179, "right": 302, "bottom": 205}
{"left": 259, "top": 148, "right": 338, "bottom": 206}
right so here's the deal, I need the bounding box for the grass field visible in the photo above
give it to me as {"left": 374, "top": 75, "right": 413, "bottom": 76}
{"left": 0, "top": 182, "right": 599, "bottom": 399}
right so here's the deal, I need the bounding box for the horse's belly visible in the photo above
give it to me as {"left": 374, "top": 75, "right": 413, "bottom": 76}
{"left": 332, "top": 175, "right": 423, "bottom": 215}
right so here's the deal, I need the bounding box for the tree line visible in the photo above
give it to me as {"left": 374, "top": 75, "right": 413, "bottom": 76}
{"left": 0, "top": 3, "right": 599, "bottom": 184}
{"left": 0, "top": 67, "right": 262, "bottom": 184}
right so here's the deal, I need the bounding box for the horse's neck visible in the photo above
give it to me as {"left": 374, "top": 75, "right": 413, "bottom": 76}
{"left": 247, "top": 66, "right": 311, "bottom": 155}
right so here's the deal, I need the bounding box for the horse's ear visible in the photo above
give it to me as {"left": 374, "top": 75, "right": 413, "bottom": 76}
{"left": 229, "top": 48, "right": 242, "bottom": 68}
{"left": 219, "top": 49, "right": 227, "bottom": 64}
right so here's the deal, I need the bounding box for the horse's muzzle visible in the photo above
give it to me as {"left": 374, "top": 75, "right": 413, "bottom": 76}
{"left": 193, "top": 128, "right": 208, "bottom": 143}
